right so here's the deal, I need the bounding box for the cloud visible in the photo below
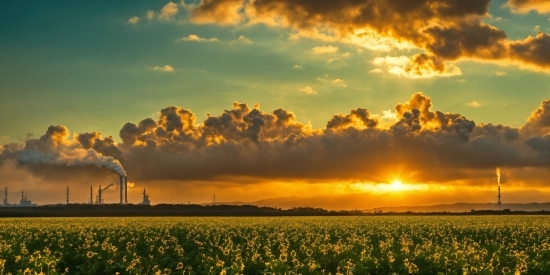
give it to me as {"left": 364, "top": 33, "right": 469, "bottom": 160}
{"left": 312, "top": 45, "right": 338, "bottom": 54}
{"left": 127, "top": 16, "right": 139, "bottom": 25}
{"left": 111, "top": 93, "right": 547, "bottom": 186}
{"left": 507, "top": 0, "right": 550, "bottom": 14}
{"left": 522, "top": 99, "right": 550, "bottom": 135}
{"left": 496, "top": 71, "right": 508, "bottom": 76}
{"left": 375, "top": 54, "right": 462, "bottom": 79}
{"left": 468, "top": 101, "right": 482, "bottom": 107}
{"left": 373, "top": 56, "right": 410, "bottom": 67}
{"left": 179, "top": 34, "right": 219, "bottom": 42}
{"left": 377, "top": 110, "right": 399, "bottom": 128}
{"left": 327, "top": 58, "right": 348, "bottom": 68}
{"left": 3, "top": 93, "right": 550, "bottom": 203}
{"left": 331, "top": 79, "right": 347, "bottom": 87}
{"left": 299, "top": 86, "right": 317, "bottom": 95}
{"left": 316, "top": 76, "right": 347, "bottom": 87}
{"left": 190, "top": 0, "right": 244, "bottom": 25}
{"left": 369, "top": 68, "right": 384, "bottom": 74}
{"left": 152, "top": 65, "right": 175, "bottom": 73}
{"left": 159, "top": 2, "right": 179, "bottom": 21}
{"left": 147, "top": 10, "right": 156, "bottom": 20}
{"left": 508, "top": 32, "right": 550, "bottom": 70}
{"left": 293, "top": 65, "right": 302, "bottom": 69}
{"left": 185, "top": 0, "right": 550, "bottom": 73}
{"left": 230, "top": 35, "right": 252, "bottom": 45}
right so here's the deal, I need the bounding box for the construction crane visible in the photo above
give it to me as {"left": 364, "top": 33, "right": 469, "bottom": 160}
{"left": 95, "top": 183, "right": 115, "bottom": 205}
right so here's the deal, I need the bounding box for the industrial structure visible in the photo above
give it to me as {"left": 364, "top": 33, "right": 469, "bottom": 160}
{"left": 95, "top": 183, "right": 115, "bottom": 205}
{"left": 89, "top": 186, "right": 93, "bottom": 204}
{"left": 497, "top": 167, "right": 502, "bottom": 206}
{"left": 120, "top": 175, "right": 128, "bottom": 205}
{"left": 0, "top": 174, "right": 145, "bottom": 206}
{"left": 140, "top": 189, "right": 150, "bottom": 205}
{"left": 19, "top": 191, "right": 37, "bottom": 207}
{"left": 1, "top": 189, "right": 36, "bottom": 207}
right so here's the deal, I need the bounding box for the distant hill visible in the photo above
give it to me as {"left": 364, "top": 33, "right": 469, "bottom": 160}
{"left": 208, "top": 197, "right": 550, "bottom": 213}
{"left": 363, "top": 203, "right": 550, "bottom": 213}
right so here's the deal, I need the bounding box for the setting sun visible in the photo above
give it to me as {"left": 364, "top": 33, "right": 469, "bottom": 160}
{"left": 390, "top": 180, "right": 404, "bottom": 191}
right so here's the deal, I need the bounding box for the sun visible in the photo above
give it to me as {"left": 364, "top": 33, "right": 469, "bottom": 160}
{"left": 390, "top": 180, "right": 404, "bottom": 191}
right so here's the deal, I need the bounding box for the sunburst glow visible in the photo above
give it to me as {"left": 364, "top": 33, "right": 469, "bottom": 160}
{"left": 390, "top": 180, "right": 404, "bottom": 191}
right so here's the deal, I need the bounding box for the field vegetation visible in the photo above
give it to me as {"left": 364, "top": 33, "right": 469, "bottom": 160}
{"left": 0, "top": 216, "right": 549, "bottom": 275}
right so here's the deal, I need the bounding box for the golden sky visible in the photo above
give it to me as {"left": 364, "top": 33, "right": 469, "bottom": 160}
{"left": 0, "top": 0, "right": 549, "bottom": 208}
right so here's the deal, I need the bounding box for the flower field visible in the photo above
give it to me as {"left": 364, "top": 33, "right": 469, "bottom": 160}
{"left": 0, "top": 216, "right": 549, "bottom": 275}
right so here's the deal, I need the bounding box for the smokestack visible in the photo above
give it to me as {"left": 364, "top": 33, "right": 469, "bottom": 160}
{"left": 496, "top": 167, "right": 502, "bottom": 206}
{"left": 124, "top": 176, "right": 128, "bottom": 204}
{"left": 120, "top": 175, "right": 124, "bottom": 205}
{"left": 90, "top": 186, "right": 93, "bottom": 204}
{"left": 66, "top": 187, "right": 69, "bottom": 205}
{"left": 4, "top": 188, "right": 7, "bottom": 206}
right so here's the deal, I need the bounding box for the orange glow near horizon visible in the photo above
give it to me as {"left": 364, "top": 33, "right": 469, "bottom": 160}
{"left": 390, "top": 180, "right": 404, "bottom": 191}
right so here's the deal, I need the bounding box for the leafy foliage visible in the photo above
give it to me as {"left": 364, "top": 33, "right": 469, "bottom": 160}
{"left": 0, "top": 216, "right": 549, "bottom": 274}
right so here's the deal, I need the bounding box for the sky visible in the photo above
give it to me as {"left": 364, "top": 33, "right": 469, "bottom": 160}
{"left": 0, "top": 0, "right": 549, "bottom": 209}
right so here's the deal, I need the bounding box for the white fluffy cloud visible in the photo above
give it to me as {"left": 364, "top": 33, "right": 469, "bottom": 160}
{"left": 312, "top": 45, "right": 339, "bottom": 54}
{"left": 468, "top": 101, "right": 482, "bottom": 107}
{"left": 179, "top": 34, "right": 219, "bottom": 43}
{"left": 152, "top": 65, "right": 175, "bottom": 73}
{"left": 230, "top": 35, "right": 252, "bottom": 45}
{"left": 300, "top": 86, "right": 317, "bottom": 95}
{"left": 159, "top": 2, "right": 179, "bottom": 20}
{"left": 127, "top": 16, "right": 139, "bottom": 25}
{"left": 331, "top": 79, "right": 347, "bottom": 87}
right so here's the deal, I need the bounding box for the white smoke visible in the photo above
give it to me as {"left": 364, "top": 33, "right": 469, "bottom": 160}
{"left": 496, "top": 167, "right": 501, "bottom": 186}
{"left": 17, "top": 148, "right": 126, "bottom": 176}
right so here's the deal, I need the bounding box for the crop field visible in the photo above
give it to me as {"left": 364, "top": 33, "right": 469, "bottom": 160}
{"left": 0, "top": 216, "right": 549, "bottom": 275}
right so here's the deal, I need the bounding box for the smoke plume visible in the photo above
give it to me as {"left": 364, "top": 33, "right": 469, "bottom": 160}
{"left": 496, "top": 167, "right": 501, "bottom": 186}
{"left": 9, "top": 125, "right": 127, "bottom": 177}
{"left": 17, "top": 149, "right": 126, "bottom": 176}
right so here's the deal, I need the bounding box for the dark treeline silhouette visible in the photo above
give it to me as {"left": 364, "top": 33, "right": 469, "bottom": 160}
{"left": 0, "top": 204, "right": 549, "bottom": 217}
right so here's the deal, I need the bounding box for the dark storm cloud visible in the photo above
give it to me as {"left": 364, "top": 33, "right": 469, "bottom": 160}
{"left": 188, "top": 0, "right": 550, "bottom": 75}
{"left": 523, "top": 99, "right": 550, "bottom": 135}
{"left": 76, "top": 132, "right": 122, "bottom": 159}
{"left": 1, "top": 93, "right": 549, "bottom": 185}
{"left": 113, "top": 93, "right": 549, "bottom": 184}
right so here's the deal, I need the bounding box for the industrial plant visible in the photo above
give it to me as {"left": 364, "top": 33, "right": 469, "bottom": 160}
{"left": 0, "top": 167, "right": 512, "bottom": 209}
{"left": 2, "top": 188, "right": 37, "bottom": 207}
{"left": 140, "top": 189, "right": 150, "bottom": 205}
{"left": 0, "top": 174, "right": 153, "bottom": 206}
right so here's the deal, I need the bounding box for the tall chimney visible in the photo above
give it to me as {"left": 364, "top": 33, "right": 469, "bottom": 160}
{"left": 66, "top": 187, "right": 69, "bottom": 205}
{"left": 90, "top": 186, "right": 93, "bottom": 204}
{"left": 120, "top": 175, "right": 124, "bottom": 204}
{"left": 124, "top": 176, "right": 128, "bottom": 204}
{"left": 4, "top": 187, "right": 7, "bottom": 206}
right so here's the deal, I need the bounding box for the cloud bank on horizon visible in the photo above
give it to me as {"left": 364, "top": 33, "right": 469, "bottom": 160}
{"left": 1, "top": 93, "right": 549, "bottom": 189}
{"left": 134, "top": 0, "right": 550, "bottom": 78}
